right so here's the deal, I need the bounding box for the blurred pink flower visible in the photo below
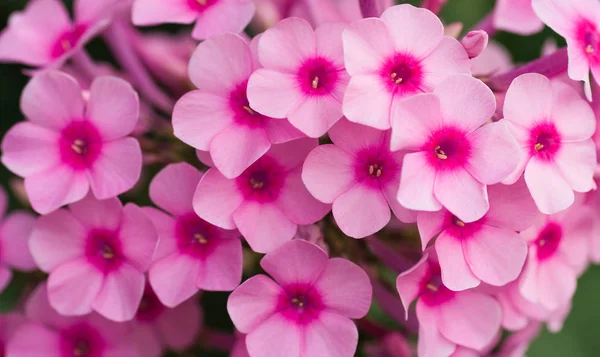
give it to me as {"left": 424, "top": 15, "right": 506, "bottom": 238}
{"left": 494, "top": 0, "right": 543, "bottom": 35}
{"left": 0, "top": 312, "right": 26, "bottom": 357}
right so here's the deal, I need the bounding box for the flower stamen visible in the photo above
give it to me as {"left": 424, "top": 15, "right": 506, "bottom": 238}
{"left": 250, "top": 177, "right": 264, "bottom": 189}
{"left": 534, "top": 143, "right": 544, "bottom": 151}
{"left": 312, "top": 76, "right": 319, "bottom": 89}
{"left": 101, "top": 245, "right": 114, "bottom": 259}
{"left": 196, "top": 0, "right": 207, "bottom": 5}
{"left": 243, "top": 105, "right": 255, "bottom": 115}
{"left": 586, "top": 44, "right": 594, "bottom": 54}
{"left": 71, "top": 139, "right": 87, "bottom": 154}
{"left": 426, "top": 283, "right": 438, "bottom": 292}
{"left": 435, "top": 146, "right": 448, "bottom": 160}
{"left": 194, "top": 233, "right": 208, "bottom": 244}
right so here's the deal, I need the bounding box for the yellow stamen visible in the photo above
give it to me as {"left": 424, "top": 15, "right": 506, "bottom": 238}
{"left": 426, "top": 283, "right": 438, "bottom": 292}
{"left": 250, "top": 178, "right": 264, "bottom": 189}
{"left": 61, "top": 40, "right": 72, "bottom": 51}
{"left": 71, "top": 139, "right": 86, "bottom": 154}
{"left": 435, "top": 146, "right": 448, "bottom": 160}
{"left": 292, "top": 297, "right": 304, "bottom": 307}
{"left": 101, "top": 246, "right": 114, "bottom": 259}
{"left": 455, "top": 219, "right": 465, "bottom": 227}
{"left": 312, "top": 76, "right": 319, "bottom": 89}
{"left": 390, "top": 73, "right": 403, "bottom": 84}
{"left": 534, "top": 143, "right": 544, "bottom": 151}
{"left": 196, "top": 0, "right": 207, "bottom": 5}
{"left": 376, "top": 168, "right": 382, "bottom": 177}
{"left": 243, "top": 105, "right": 255, "bottom": 115}
{"left": 194, "top": 233, "right": 207, "bottom": 244}
{"left": 368, "top": 165, "right": 374, "bottom": 175}
{"left": 586, "top": 44, "right": 594, "bottom": 54}
{"left": 539, "top": 239, "right": 546, "bottom": 247}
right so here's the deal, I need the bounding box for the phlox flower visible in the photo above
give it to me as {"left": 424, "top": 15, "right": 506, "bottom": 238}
{"left": 396, "top": 252, "right": 502, "bottom": 357}
{"left": 173, "top": 33, "right": 302, "bottom": 179}
{"left": 6, "top": 283, "right": 140, "bottom": 357}
{"left": 1, "top": 71, "right": 142, "bottom": 214}
{"left": 341, "top": 4, "right": 471, "bottom": 129}
{"left": 460, "top": 30, "right": 489, "bottom": 59}
{"left": 144, "top": 163, "right": 243, "bottom": 307}
{"left": 131, "top": 0, "right": 255, "bottom": 40}
{"left": 193, "top": 139, "right": 330, "bottom": 253}
{"left": 532, "top": 0, "right": 600, "bottom": 97}
{"left": 391, "top": 74, "right": 520, "bottom": 222}
{"left": 417, "top": 179, "right": 536, "bottom": 291}
{"left": 302, "top": 119, "right": 415, "bottom": 238}
{"left": 502, "top": 73, "right": 597, "bottom": 214}
{"left": 471, "top": 41, "right": 513, "bottom": 78}
{"left": 29, "top": 194, "right": 158, "bottom": 322}
{"left": 227, "top": 240, "right": 372, "bottom": 357}
{"left": 494, "top": 0, "right": 543, "bottom": 35}
{"left": 495, "top": 322, "right": 542, "bottom": 357}
{"left": 0, "top": 187, "right": 37, "bottom": 293}
{"left": 0, "top": 0, "right": 117, "bottom": 68}
{"left": 131, "top": 284, "right": 203, "bottom": 357}
{"left": 247, "top": 18, "right": 349, "bottom": 137}
{"left": 0, "top": 312, "right": 25, "bottom": 357}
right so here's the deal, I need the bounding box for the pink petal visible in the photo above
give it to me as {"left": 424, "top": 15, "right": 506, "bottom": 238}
{"left": 396, "top": 255, "right": 430, "bottom": 315}
{"left": 245, "top": 314, "right": 301, "bottom": 357}
{"left": 267, "top": 138, "right": 317, "bottom": 171}
{"left": 494, "top": 0, "right": 544, "bottom": 35}
{"left": 264, "top": 118, "right": 305, "bottom": 144}
{"left": 86, "top": 77, "right": 139, "bottom": 140}
{"left": 328, "top": 117, "right": 387, "bottom": 153}
{"left": 0, "top": 212, "right": 37, "bottom": 270}
{"left": 417, "top": 210, "right": 449, "bottom": 250}
{"left": 156, "top": 298, "right": 203, "bottom": 350}
{"left": 551, "top": 81, "right": 596, "bottom": 141}
{"left": 342, "top": 18, "right": 394, "bottom": 75}
{"left": 21, "top": 71, "right": 84, "bottom": 130}
{"left": 192, "top": 1, "right": 255, "bottom": 40}
{"left": 503, "top": 73, "right": 553, "bottom": 129}
{"left": 537, "top": 257, "right": 577, "bottom": 310}
{"left": 119, "top": 204, "right": 158, "bottom": 271}
{"left": 193, "top": 168, "right": 244, "bottom": 230}
{"left": 131, "top": 0, "right": 197, "bottom": 26}
{"left": 419, "top": 37, "right": 471, "bottom": 90}
{"left": 437, "top": 291, "right": 502, "bottom": 350}
{"left": 301, "top": 145, "right": 355, "bottom": 203}
{"left": 88, "top": 137, "right": 142, "bottom": 200}
{"left": 276, "top": 168, "right": 331, "bottom": 225}
{"left": 434, "top": 168, "right": 489, "bottom": 223}
{"left": 131, "top": 324, "right": 162, "bottom": 357}
{"left": 198, "top": 238, "right": 243, "bottom": 291}
{"left": 343, "top": 74, "right": 394, "bottom": 130}
{"left": 531, "top": 0, "right": 579, "bottom": 35}
{"left": 380, "top": 4, "right": 444, "bottom": 59}
{"left": 518, "top": 254, "right": 540, "bottom": 305}
{"left": 554, "top": 141, "right": 597, "bottom": 193}
{"left": 68, "top": 195, "right": 123, "bottom": 231}
{"left": 258, "top": 17, "right": 315, "bottom": 72}
{"left": 1, "top": 122, "right": 60, "bottom": 177}
{"left": 288, "top": 95, "right": 343, "bottom": 138}
{"left": 25, "top": 164, "right": 89, "bottom": 215}
{"left": 210, "top": 125, "right": 271, "bottom": 179}
{"left": 149, "top": 253, "right": 201, "bottom": 308}
{"left": 92, "top": 263, "right": 145, "bottom": 322}
{"left": 398, "top": 152, "right": 442, "bottom": 211}
{"left": 434, "top": 74, "right": 496, "bottom": 133}
{"left": 47, "top": 258, "right": 104, "bottom": 316}
{"left": 416, "top": 301, "right": 457, "bottom": 357}
{"left": 303, "top": 312, "right": 359, "bottom": 357}
{"left": 260, "top": 239, "right": 328, "bottom": 286}
{"left": 382, "top": 181, "right": 417, "bottom": 224}
{"left": 315, "top": 22, "right": 346, "bottom": 68}
{"left": 390, "top": 93, "right": 442, "bottom": 151}
{"left": 333, "top": 184, "right": 391, "bottom": 238}
{"left": 485, "top": 179, "right": 540, "bottom": 232}
{"left": 24, "top": 283, "right": 75, "bottom": 331}
{"left": 74, "top": 0, "right": 118, "bottom": 24}
{"left": 313, "top": 258, "right": 372, "bottom": 318}
{"left": 465, "top": 121, "right": 520, "bottom": 185}
{"left": 141, "top": 207, "right": 177, "bottom": 261}
{"left": 0, "top": 266, "right": 11, "bottom": 293}
{"left": 463, "top": 225, "right": 528, "bottom": 286}
{"left": 188, "top": 33, "right": 253, "bottom": 95}
{"left": 5, "top": 323, "right": 62, "bottom": 357}
{"left": 227, "top": 275, "right": 283, "bottom": 333}
{"left": 233, "top": 201, "right": 296, "bottom": 253}
{"left": 29, "top": 209, "right": 86, "bottom": 272}
{"left": 524, "top": 158, "right": 574, "bottom": 214}
{"left": 149, "top": 162, "right": 202, "bottom": 216}
{"left": 247, "top": 69, "right": 304, "bottom": 118}
{"left": 566, "top": 39, "right": 592, "bottom": 91}
{"left": 435, "top": 232, "right": 480, "bottom": 291}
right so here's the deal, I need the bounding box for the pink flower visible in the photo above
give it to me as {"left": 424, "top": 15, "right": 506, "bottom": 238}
{"left": 532, "top": 0, "right": 600, "bottom": 97}
{"left": 227, "top": 240, "right": 372, "bottom": 357}
{"left": 247, "top": 18, "right": 349, "bottom": 138}
{"left": 144, "top": 163, "right": 243, "bottom": 307}
{"left": 0, "top": 312, "right": 25, "bottom": 357}
{"left": 495, "top": 322, "right": 541, "bottom": 357}
{"left": 302, "top": 119, "right": 415, "bottom": 238}
{"left": 173, "top": 33, "right": 303, "bottom": 179}
{"left": 0, "top": 0, "right": 116, "bottom": 68}
{"left": 471, "top": 41, "right": 513, "bottom": 78}
{"left": 341, "top": 4, "right": 471, "bottom": 129}
{"left": 460, "top": 30, "right": 489, "bottom": 59}
{"left": 501, "top": 73, "right": 597, "bottom": 214}
{"left": 131, "top": 0, "right": 255, "bottom": 40}
{"left": 293, "top": 224, "right": 328, "bottom": 254}
{"left": 494, "top": 0, "right": 543, "bottom": 35}
{"left": 417, "top": 180, "right": 536, "bottom": 291}
{"left": 28, "top": 194, "right": 158, "bottom": 322}
{"left": 6, "top": 282, "right": 140, "bottom": 357}
{"left": 193, "top": 139, "right": 330, "bottom": 253}
{"left": 0, "top": 187, "right": 37, "bottom": 293}
{"left": 517, "top": 200, "right": 593, "bottom": 310}
{"left": 131, "top": 284, "right": 203, "bottom": 357}
{"left": 396, "top": 252, "right": 502, "bottom": 357}
{"left": 1, "top": 71, "right": 142, "bottom": 214}
{"left": 391, "top": 74, "right": 520, "bottom": 222}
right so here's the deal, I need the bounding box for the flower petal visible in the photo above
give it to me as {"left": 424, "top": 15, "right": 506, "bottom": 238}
{"left": 1, "top": 122, "right": 60, "bottom": 177}
{"left": 524, "top": 158, "right": 574, "bottom": 214}
{"left": 342, "top": 18, "right": 394, "bottom": 75}
{"left": 227, "top": 275, "right": 283, "bottom": 333}
{"left": 434, "top": 168, "right": 489, "bottom": 223}
{"left": 260, "top": 239, "right": 328, "bottom": 286}
{"left": 47, "top": 259, "right": 103, "bottom": 316}
{"left": 436, "top": 232, "right": 480, "bottom": 291}
{"left": 149, "top": 253, "right": 201, "bottom": 308}
{"left": 150, "top": 162, "right": 202, "bottom": 216}
{"left": 333, "top": 184, "right": 391, "bottom": 238}
{"left": 92, "top": 263, "right": 145, "bottom": 322}
{"left": 193, "top": 168, "right": 244, "bottom": 230}
{"left": 398, "top": 152, "right": 442, "bottom": 212}
{"left": 302, "top": 145, "right": 355, "bottom": 203}
{"left": 233, "top": 202, "right": 297, "bottom": 253}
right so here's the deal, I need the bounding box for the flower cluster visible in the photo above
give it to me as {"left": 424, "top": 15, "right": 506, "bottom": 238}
{"left": 0, "top": 0, "right": 599, "bottom": 356}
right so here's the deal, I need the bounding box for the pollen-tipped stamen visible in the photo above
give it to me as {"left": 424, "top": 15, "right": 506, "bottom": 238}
{"left": 534, "top": 143, "right": 544, "bottom": 151}
{"left": 194, "top": 233, "right": 208, "bottom": 244}
{"left": 196, "top": 0, "right": 207, "bottom": 5}
{"left": 61, "top": 39, "right": 72, "bottom": 51}
{"left": 243, "top": 105, "right": 255, "bottom": 115}
{"left": 435, "top": 146, "right": 448, "bottom": 160}
{"left": 586, "top": 44, "right": 594, "bottom": 54}
{"left": 71, "top": 139, "right": 87, "bottom": 154}
{"left": 455, "top": 219, "right": 465, "bottom": 227}
{"left": 390, "top": 72, "right": 403, "bottom": 84}
{"left": 312, "top": 76, "right": 319, "bottom": 89}
{"left": 101, "top": 245, "right": 114, "bottom": 259}
{"left": 426, "top": 283, "right": 438, "bottom": 292}
{"left": 250, "top": 177, "right": 264, "bottom": 189}
{"left": 292, "top": 297, "right": 304, "bottom": 308}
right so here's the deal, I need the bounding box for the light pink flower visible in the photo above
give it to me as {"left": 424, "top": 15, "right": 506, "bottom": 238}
{"left": 1, "top": 71, "right": 142, "bottom": 214}
{"left": 461, "top": 31, "right": 488, "bottom": 59}
{"left": 227, "top": 240, "right": 372, "bottom": 357}
{"left": 293, "top": 224, "right": 328, "bottom": 254}
{"left": 131, "top": 284, "right": 203, "bottom": 357}
{"left": 495, "top": 322, "right": 541, "bottom": 357}
{"left": 517, "top": 200, "right": 593, "bottom": 310}
{"left": 6, "top": 282, "right": 140, "bottom": 357}
{"left": 247, "top": 18, "right": 349, "bottom": 138}
{"left": 0, "top": 312, "right": 25, "bottom": 357}
{"left": 144, "top": 163, "right": 243, "bottom": 307}
{"left": 396, "top": 252, "right": 502, "bottom": 357}
{"left": 0, "top": 0, "right": 117, "bottom": 68}
{"left": 193, "top": 139, "right": 330, "bottom": 253}
{"left": 471, "top": 41, "right": 513, "bottom": 78}
{"left": 532, "top": 0, "right": 600, "bottom": 97}
{"left": 341, "top": 4, "right": 471, "bottom": 129}
{"left": 391, "top": 74, "right": 520, "bottom": 222}
{"left": 28, "top": 194, "right": 158, "bottom": 322}
{"left": 131, "top": 0, "right": 255, "bottom": 40}
{"left": 231, "top": 333, "right": 250, "bottom": 357}
{"left": 417, "top": 180, "right": 536, "bottom": 291}
{"left": 364, "top": 333, "right": 413, "bottom": 357}
{"left": 0, "top": 187, "right": 37, "bottom": 293}
{"left": 502, "top": 73, "right": 597, "bottom": 214}
{"left": 173, "top": 33, "right": 303, "bottom": 179}
{"left": 494, "top": 0, "right": 543, "bottom": 35}
{"left": 302, "top": 119, "right": 415, "bottom": 238}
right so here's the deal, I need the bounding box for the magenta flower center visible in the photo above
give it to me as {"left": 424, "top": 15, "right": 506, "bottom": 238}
{"left": 297, "top": 57, "right": 340, "bottom": 96}
{"left": 529, "top": 122, "right": 561, "bottom": 160}
{"left": 136, "top": 288, "right": 165, "bottom": 322}
{"left": 50, "top": 25, "right": 87, "bottom": 59}
{"left": 85, "top": 229, "right": 123, "bottom": 272}
{"left": 444, "top": 214, "right": 484, "bottom": 240}
{"left": 236, "top": 157, "right": 285, "bottom": 202}
{"left": 354, "top": 147, "right": 399, "bottom": 188}
{"left": 176, "top": 213, "right": 219, "bottom": 258}
{"left": 229, "top": 81, "right": 268, "bottom": 127}
{"left": 535, "top": 222, "right": 563, "bottom": 261}
{"left": 380, "top": 53, "right": 424, "bottom": 95}
{"left": 419, "top": 265, "right": 455, "bottom": 307}
{"left": 59, "top": 121, "right": 103, "bottom": 170}
{"left": 60, "top": 325, "right": 104, "bottom": 357}
{"left": 423, "top": 127, "right": 472, "bottom": 170}
{"left": 187, "top": 0, "right": 218, "bottom": 12}
{"left": 278, "top": 283, "right": 324, "bottom": 325}
{"left": 576, "top": 19, "right": 599, "bottom": 63}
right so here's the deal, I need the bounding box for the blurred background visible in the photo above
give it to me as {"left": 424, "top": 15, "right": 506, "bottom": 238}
{"left": 0, "top": 0, "right": 599, "bottom": 356}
